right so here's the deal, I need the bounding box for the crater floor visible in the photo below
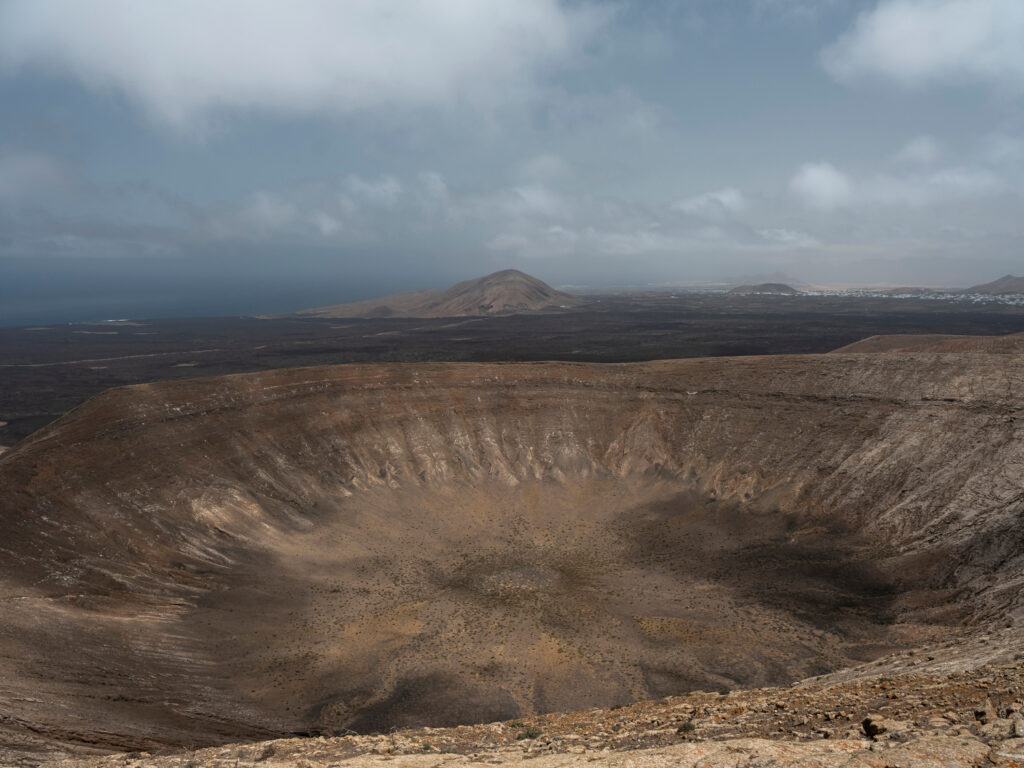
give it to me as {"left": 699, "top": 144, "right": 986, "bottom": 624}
{"left": 191, "top": 480, "right": 925, "bottom": 736}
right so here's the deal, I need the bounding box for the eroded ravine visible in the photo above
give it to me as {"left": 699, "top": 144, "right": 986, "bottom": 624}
{"left": 1, "top": 354, "right": 1022, "bottom": 763}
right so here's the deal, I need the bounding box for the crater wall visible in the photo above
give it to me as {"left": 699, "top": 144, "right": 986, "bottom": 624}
{"left": 1, "top": 354, "right": 1022, "bottom": 761}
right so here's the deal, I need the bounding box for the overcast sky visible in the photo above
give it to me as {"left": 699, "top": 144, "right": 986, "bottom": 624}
{"left": 1, "top": 0, "right": 1023, "bottom": 323}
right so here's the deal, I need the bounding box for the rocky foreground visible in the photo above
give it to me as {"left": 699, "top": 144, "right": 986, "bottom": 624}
{"left": 46, "top": 641, "right": 1024, "bottom": 768}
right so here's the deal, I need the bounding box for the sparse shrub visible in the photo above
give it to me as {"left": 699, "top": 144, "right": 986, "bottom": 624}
{"left": 516, "top": 726, "right": 543, "bottom": 740}
{"left": 677, "top": 721, "right": 696, "bottom": 734}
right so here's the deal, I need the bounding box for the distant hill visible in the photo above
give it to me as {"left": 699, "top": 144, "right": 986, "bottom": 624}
{"left": 727, "top": 283, "right": 801, "bottom": 295}
{"left": 965, "top": 275, "right": 1024, "bottom": 294}
{"left": 298, "top": 269, "right": 583, "bottom": 319}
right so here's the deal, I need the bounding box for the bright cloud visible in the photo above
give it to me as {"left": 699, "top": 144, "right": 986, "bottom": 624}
{"left": 822, "top": 0, "right": 1024, "bottom": 88}
{"left": 790, "top": 159, "right": 1004, "bottom": 210}
{"left": 0, "top": 0, "right": 607, "bottom": 130}
{"left": 789, "top": 163, "right": 855, "bottom": 210}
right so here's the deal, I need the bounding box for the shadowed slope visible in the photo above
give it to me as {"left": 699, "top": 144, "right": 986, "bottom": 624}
{"left": 1, "top": 355, "right": 1023, "bottom": 762}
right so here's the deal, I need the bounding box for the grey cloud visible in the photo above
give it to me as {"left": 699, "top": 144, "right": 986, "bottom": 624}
{"left": 751, "top": 0, "right": 847, "bottom": 21}
{"left": 757, "top": 228, "right": 820, "bottom": 247}
{"left": 672, "top": 188, "right": 747, "bottom": 219}
{"left": 5, "top": 0, "right": 1024, "bottom": 300}
{"left": 0, "top": 148, "right": 73, "bottom": 202}
{"left": 344, "top": 175, "right": 404, "bottom": 209}
{"left": 538, "top": 87, "right": 670, "bottom": 138}
{"left": 982, "top": 133, "right": 1024, "bottom": 164}
{"left": 46, "top": 169, "right": 773, "bottom": 264}
{"left": 518, "top": 154, "right": 573, "bottom": 183}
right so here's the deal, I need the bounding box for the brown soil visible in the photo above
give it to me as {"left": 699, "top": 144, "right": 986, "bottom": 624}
{"left": 833, "top": 331, "right": 1024, "bottom": 353}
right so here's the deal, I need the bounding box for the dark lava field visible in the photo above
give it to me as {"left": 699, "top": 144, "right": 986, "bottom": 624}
{"left": 4, "top": 291, "right": 1024, "bottom": 447}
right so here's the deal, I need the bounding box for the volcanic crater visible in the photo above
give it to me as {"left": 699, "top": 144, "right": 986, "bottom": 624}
{"left": 1, "top": 354, "right": 1022, "bottom": 762}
